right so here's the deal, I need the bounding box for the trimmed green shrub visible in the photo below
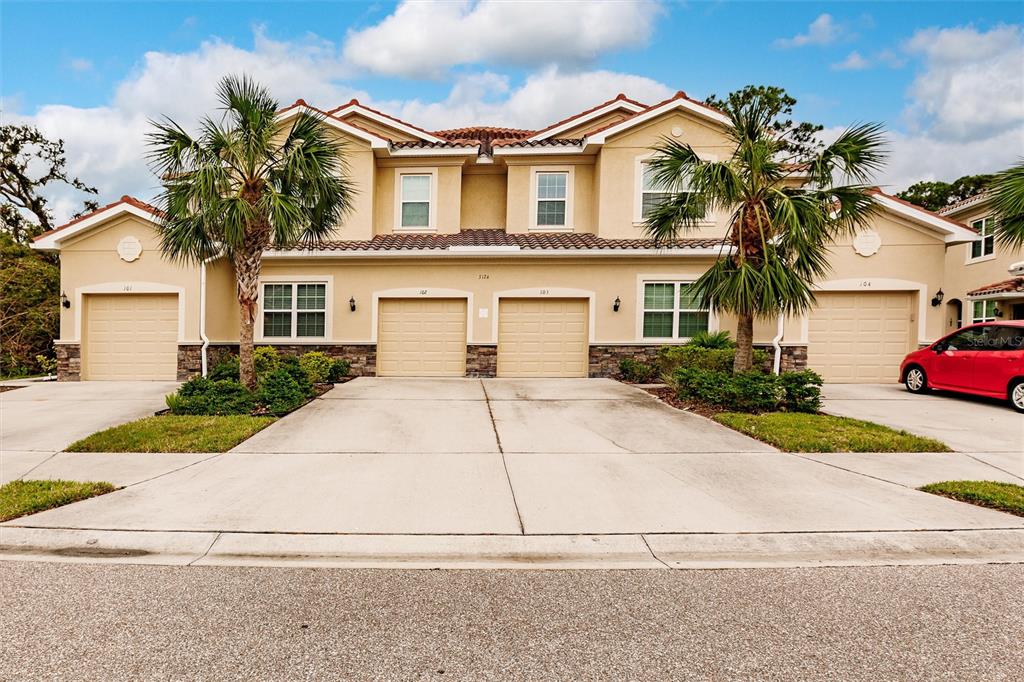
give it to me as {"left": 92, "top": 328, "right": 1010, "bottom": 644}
{"left": 619, "top": 357, "right": 658, "bottom": 383}
{"left": 166, "top": 377, "right": 256, "bottom": 415}
{"left": 658, "top": 345, "right": 770, "bottom": 374}
{"left": 328, "top": 358, "right": 351, "bottom": 382}
{"left": 779, "top": 370, "right": 823, "bottom": 413}
{"left": 687, "top": 330, "right": 735, "bottom": 349}
{"left": 279, "top": 355, "right": 313, "bottom": 396}
{"left": 35, "top": 354, "right": 57, "bottom": 375}
{"left": 672, "top": 367, "right": 822, "bottom": 413}
{"left": 257, "top": 369, "right": 308, "bottom": 414}
{"left": 299, "top": 351, "right": 333, "bottom": 384}
{"left": 209, "top": 355, "right": 240, "bottom": 382}
{"left": 253, "top": 346, "right": 280, "bottom": 377}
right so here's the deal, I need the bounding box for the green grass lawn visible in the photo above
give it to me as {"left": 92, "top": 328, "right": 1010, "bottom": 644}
{"left": 713, "top": 412, "right": 951, "bottom": 453}
{"left": 919, "top": 481, "right": 1024, "bottom": 517}
{"left": 66, "top": 415, "right": 276, "bottom": 453}
{"left": 0, "top": 480, "right": 115, "bottom": 522}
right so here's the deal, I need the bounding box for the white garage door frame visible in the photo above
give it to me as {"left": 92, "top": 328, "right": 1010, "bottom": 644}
{"left": 371, "top": 288, "right": 474, "bottom": 342}
{"left": 797, "top": 278, "right": 928, "bottom": 344}
{"left": 491, "top": 288, "right": 596, "bottom": 342}
{"left": 73, "top": 282, "right": 186, "bottom": 342}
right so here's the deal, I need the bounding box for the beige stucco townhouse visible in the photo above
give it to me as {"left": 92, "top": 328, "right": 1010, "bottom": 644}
{"left": 33, "top": 91, "right": 986, "bottom": 384}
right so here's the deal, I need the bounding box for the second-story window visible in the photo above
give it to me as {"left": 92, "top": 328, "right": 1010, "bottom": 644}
{"left": 400, "top": 173, "right": 432, "bottom": 229}
{"left": 970, "top": 217, "right": 995, "bottom": 260}
{"left": 640, "top": 162, "right": 674, "bottom": 219}
{"left": 535, "top": 171, "right": 568, "bottom": 228}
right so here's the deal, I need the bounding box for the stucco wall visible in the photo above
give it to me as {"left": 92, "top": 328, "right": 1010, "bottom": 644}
{"left": 374, "top": 163, "right": 463, "bottom": 234}
{"left": 503, "top": 160, "right": 595, "bottom": 234}
{"left": 460, "top": 170, "right": 507, "bottom": 229}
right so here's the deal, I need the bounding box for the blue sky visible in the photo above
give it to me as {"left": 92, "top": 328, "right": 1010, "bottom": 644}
{"left": 3, "top": 1, "right": 1022, "bottom": 220}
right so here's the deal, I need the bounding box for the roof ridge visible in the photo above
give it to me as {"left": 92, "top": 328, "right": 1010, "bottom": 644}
{"left": 328, "top": 99, "right": 442, "bottom": 140}
{"left": 33, "top": 195, "right": 162, "bottom": 242}
{"left": 937, "top": 191, "right": 992, "bottom": 215}
{"left": 528, "top": 92, "right": 647, "bottom": 140}
{"left": 868, "top": 188, "right": 976, "bottom": 232}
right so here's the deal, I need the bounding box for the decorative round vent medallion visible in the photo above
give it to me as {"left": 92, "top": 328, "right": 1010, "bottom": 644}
{"left": 671, "top": 126, "right": 684, "bottom": 138}
{"left": 117, "top": 236, "right": 143, "bottom": 262}
{"left": 852, "top": 230, "right": 882, "bottom": 257}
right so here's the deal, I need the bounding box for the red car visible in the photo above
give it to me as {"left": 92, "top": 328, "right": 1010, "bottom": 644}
{"left": 900, "top": 321, "right": 1024, "bottom": 412}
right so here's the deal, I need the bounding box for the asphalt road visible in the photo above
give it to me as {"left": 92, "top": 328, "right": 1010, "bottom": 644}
{"left": 2, "top": 562, "right": 1022, "bottom": 680}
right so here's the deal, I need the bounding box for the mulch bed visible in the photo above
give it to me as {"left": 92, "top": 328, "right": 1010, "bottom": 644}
{"left": 0, "top": 385, "right": 24, "bottom": 393}
{"left": 642, "top": 385, "right": 724, "bottom": 419}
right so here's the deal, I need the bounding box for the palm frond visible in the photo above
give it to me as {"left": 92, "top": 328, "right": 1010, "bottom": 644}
{"left": 992, "top": 160, "right": 1024, "bottom": 249}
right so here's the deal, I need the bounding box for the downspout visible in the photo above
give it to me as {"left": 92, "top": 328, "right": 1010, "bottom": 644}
{"left": 772, "top": 313, "right": 784, "bottom": 375}
{"left": 200, "top": 259, "right": 210, "bottom": 377}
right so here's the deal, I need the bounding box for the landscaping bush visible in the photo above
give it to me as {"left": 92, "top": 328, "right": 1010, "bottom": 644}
{"left": 672, "top": 367, "right": 823, "bottom": 414}
{"left": 257, "top": 369, "right": 308, "bottom": 414}
{"left": 658, "top": 345, "right": 770, "bottom": 374}
{"left": 328, "top": 358, "right": 351, "bottom": 382}
{"left": 209, "top": 355, "right": 240, "bottom": 382}
{"left": 279, "top": 355, "right": 313, "bottom": 396}
{"left": 299, "top": 351, "right": 333, "bottom": 384}
{"left": 35, "top": 354, "right": 57, "bottom": 376}
{"left": 619, "top": 357, "right": 658, "bottom": 383}
{"left": 253, "top": 346, "right": 280, "bottom": 376}
{"left": 779, "top": 370, "right": 823, "bottom": 413}
{"left": 687, "top": 330, "right": 735, "bottom": 349}
{"left": 166, "top": 377, "right": 256, "bottom": 416}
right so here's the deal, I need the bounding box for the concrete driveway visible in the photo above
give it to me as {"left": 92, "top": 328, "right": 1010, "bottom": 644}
{"left": 823, "top": 383, "right": 1024, "bottom": 466}
{"left": 0, "top": 380, "right": 178, "bottom": 483}
{"left": 6, "top": 378, "right": 1022, "bottom": 538}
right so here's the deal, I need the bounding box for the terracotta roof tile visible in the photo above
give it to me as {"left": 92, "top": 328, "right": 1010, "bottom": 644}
{"left": 867, "top": 188, "right": 977, "bottom": 232}
{"left": 277, "top": 230, "right": 721, "bottom": 253}
{"left": 327, "top": 99, "right": 442, "bottom": 140}
{"left": 528, "top": 93, "right": 647, "bottom": 140}
{"left": 584, "top": 90, "right": 730, "bottom": 138}
{"left": 33, "top": 195, "right": 162, "bottom": 242}
{"left": 938, "top": 192, "right": 992, "bottom": 216}
{"left": 968, "top": 277, "right": 1024, "bottom": 297}
{"left": 389, "top": 140, "right": 480, "bottom": 150}
{"left": 491, "top": 137, "right": 584, "bottom": 149}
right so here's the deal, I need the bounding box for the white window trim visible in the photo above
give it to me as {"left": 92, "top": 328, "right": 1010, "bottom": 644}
{"left": 965, "top": 216, "right": 996, "bottom": 264}
{"left": 634, "top": 275, "right": 718, "bottom": 342}
{"left": 971, "top": 299, "right": 998, "bottom": 324}
{"left": 394, "top": 168, "right": 438, "bottom": 233}
{"left": 529, "top": 166, "right": 574, "bottom": 232}
{"left": 256, "top": 276, "right": 333, "bottom": 342}
{"left": 633, "top": 152, "right": 717, "bottom": 226}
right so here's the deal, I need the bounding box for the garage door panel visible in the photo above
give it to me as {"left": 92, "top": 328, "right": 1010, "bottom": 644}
{"left": 808, "top": 292, "right": 913, "bottom": 384}
{"left": 377, "top": 298, "right": 467, "bottom": 377}
{"left": 84, "top": 294, "right": 178, "bottom": 380}
{"left": 497, "top": 298, "right": 589, "bottom": 378}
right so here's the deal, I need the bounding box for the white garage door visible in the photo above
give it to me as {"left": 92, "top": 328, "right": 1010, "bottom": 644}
{"left": 377, "top": 298, "right": 467, "bottom": 377}
{"left": 83, "top": 294, "right": 178, "bottom": 380}
{"left": 497, "top": 298, "right": 589, "bottom": 378}
{"left": 808, "top": 292, "right": 913, "bottom": 383}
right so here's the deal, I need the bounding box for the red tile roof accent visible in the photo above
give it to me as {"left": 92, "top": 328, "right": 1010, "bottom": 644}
{"left": 937, "top": 191, "right": 992, "bottom": 216}
{"left": 327, "top": 99, "right": 442, "bottom": 140}
{"left": 389, "top": 140, "right": 480, "bottom": 150}
{"left": 584, "top": 91, "right": 731, "bottom": 140}
{"left": 276, "top": 99, "right": 389, "bottom": 142}
{"left": 528, "top": 93, "right": 647, "bottom": 139}
{"left": 33, "top": 196, "right": 163, "bottom": 242}
{"left": 276, "top": 230, "right": 721, "bottom": 252}
{"left": 491, "top": 137, "right": 584, "bottom": 149}
{"left": 968, "top": 277, "right": 1024, "bottom": 297}
{"left": 867, "top": 188, "right": 977, "bottom": 232}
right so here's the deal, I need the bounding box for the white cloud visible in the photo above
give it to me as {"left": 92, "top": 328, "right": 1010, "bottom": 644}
{"left": 881, "top": 127, "right": 1024, "bottom": 192}
{"left": 902, "top": 24, "right": 1024, "bottom": 142}
{"left": 342, "top": 0, "right": 662, "bottom": 78}
{"left": 832, "top": 51, "right": 869, "bottom": 71}
{"left": 775, "top": 14, "right": 844, "bottom": 48}
{"left": 68, "top": 58, "right": 94, "bottom": 73}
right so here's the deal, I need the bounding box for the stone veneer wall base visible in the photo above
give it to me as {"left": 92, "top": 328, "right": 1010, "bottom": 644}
{"left": 55, "top": 344, "right": 81, "bottom": 381}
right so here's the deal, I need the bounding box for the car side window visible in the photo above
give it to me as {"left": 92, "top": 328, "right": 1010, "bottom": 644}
{"left": 944, "top": 328, "right": 987, "bottom": 351}
{"left": 987, "top": 326, "right": 1024, "bottom": 351}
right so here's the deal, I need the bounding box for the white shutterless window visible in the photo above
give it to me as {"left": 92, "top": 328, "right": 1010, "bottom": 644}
{"left": 532, "top": 169, "right": 572, "bottom": 230}
{"left": 641, "top": 281, "right": 709, "bottom": 339}
{"left": 262, "top": 283, "right": 328, "bottom": 339}
{"left": 396, "top": 170, "right": 436, "bottom": 231}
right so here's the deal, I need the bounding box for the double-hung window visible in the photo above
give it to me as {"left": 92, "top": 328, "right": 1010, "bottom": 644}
{"left": 640, "top": 162, "right": 674, "bottom": 220}
{"left": 642, "top": 282, "right": 709, "bottom": 339}
{"left": 971, "top": 300, "right": 997, "bottom": 324}
{"left": 262, "top": 283, "right": 327, "bottom": 339}
{"left": 399, "top": 173, "right": 432, "bottom": 230}
{"left": 535, "top": 171, "right": 568, "bottom": 228}
{"left": 969, "top": 217, "right": 995, "bottom": 260}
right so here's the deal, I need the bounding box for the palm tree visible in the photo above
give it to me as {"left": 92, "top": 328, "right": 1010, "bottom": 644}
{"left": 643, "top": 86, "right": 887, "bottom": 372}
{"left": 991, "top": 160, "right": 1024, "bottom": 249}
{"left": 148, "top": 75, "right": 354, "bottom": 388}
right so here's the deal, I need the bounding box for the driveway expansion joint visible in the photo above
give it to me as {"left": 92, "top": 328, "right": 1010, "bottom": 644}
{"left": 481, "top": 380, "right": 525, "bottom": 535}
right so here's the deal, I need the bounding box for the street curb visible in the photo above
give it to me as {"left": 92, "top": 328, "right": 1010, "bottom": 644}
{"left": 2, "top": 527, "right": 1024, "bottom": 569}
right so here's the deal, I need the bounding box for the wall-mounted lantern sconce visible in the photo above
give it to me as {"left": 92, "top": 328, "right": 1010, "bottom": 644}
{"left": 613, "top": 296, "right": 621, "bottom": 312}
{"left": 930, "top": 288, "right": 944, "bottom": 307}
{"left": 60, "top": 292, "right": 71, "bottom": 309}
{"left": 995, "top": 306, "right": 1004, "bottom": 318}
{"left": 349, "top": 296, "right": 357, "bottom": 312}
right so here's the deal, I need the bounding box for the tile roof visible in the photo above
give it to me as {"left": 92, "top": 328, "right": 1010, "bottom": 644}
{"left": 434, "top": 126, "right": 534, "bottom": 141}
{"left": 968, "top": 277, "right": 1024, "bottom": 297}
{"left": 867, "top": 188, "right": 977, "bottom": 233}
{"left": 491, "top": 137, "right": 584, "bottom": 149}
{"left": 276, "top": 230, "right": 722, "bottom": 252}
{"left": 938, "top": 192, "right": 992, "bottom": 216}
{"left": 584, "top": 90, "right": 730, "bottom": 138}
{"left": 33, "top": 195, "right": 162, "bottom": 242}
{"left": 527, "top": 93, "right": 646, "bottom": 139}
{"left": 327, "top": 99, "right": 443, "bottom": 140}
{"left": 389, "top": 139, "right": 480, "bottom": 150}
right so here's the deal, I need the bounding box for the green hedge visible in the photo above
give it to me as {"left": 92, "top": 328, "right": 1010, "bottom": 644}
{"left": 672, "top": 367, "right": 822, "bottom": 413}
{"left": 619, "top": 357, "right": 658, "bottom": 383}
{"left": 657, "top": 345, "right": 771, "bottom": 374}
{"left": 166, "top": 377, "right": 257, "bottom": 415}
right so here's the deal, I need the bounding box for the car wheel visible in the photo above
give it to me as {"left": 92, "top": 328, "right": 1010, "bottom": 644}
{"left": 904, "top": 366, "right": 929, "bottom": 394}
{"left": 1010, "top": 380, "right": 1024, "bottom": 413}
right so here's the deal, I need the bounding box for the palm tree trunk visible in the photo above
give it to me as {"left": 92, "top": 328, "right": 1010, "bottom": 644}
{"left": 233, "top": 245, "right": 263, "bottom": 390}
{"left": 733, "top": 312, "right": 755, "bottom": 372}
